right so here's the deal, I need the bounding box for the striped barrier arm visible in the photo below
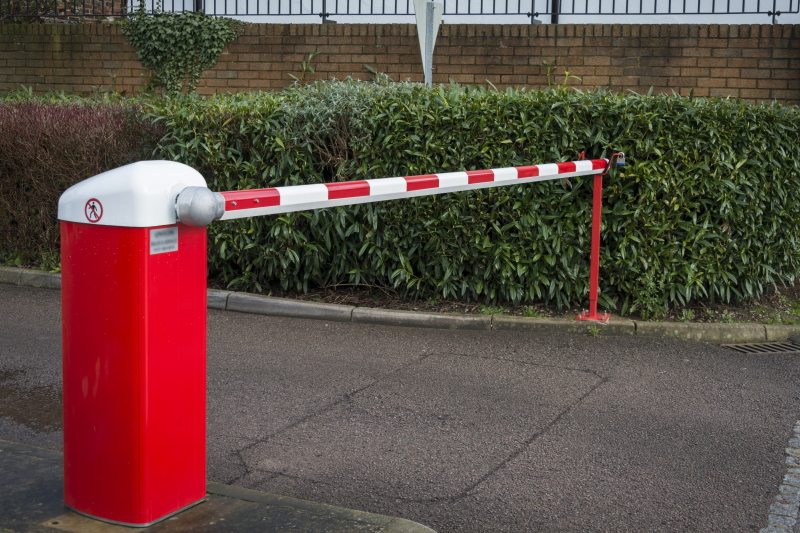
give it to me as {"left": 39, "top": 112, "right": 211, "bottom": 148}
{"left": 219, "top": 159, "right": 608, "bottom": 220}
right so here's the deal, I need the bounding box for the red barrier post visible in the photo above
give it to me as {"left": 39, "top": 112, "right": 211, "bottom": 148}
{"left": 575, "top": 153, "right": 625, "bottom": 323}
{"left": 58, "top": 162, "right": 217, "bottom": 526}
{"left": 575, "top": 172, "right": 610, "bottom": 322}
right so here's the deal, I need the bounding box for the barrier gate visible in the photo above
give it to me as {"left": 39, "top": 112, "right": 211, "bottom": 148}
{"left": 57, "top": 155, "right": 623, "bottom": 526}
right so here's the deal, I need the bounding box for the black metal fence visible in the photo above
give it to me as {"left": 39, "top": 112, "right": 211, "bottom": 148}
{"left": 2, "top": 0, "right": 797, "bottom": 22}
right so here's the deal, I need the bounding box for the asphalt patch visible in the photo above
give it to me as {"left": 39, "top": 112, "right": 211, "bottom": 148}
{"left": 0, "top": 368, "right": 62, "bottom": 432}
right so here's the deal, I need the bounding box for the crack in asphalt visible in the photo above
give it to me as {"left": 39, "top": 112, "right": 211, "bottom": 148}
{"left": 225, "top": 351, "right": 609, "bottom": 504}
{"left": 382, "top": 362, "right": 609, "bottom": 505}
{"left": 226, "top": 351, "right": 435, "bottom": 485}
{"left": 450, "top": 373, "right": 609, "bottom": 503}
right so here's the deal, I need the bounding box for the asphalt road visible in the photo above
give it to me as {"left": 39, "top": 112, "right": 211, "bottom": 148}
{"left": 1, "top": 283, "right": 799, "bottom": 532}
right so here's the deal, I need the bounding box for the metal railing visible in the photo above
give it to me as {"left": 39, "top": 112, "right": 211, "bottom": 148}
{"left": 2, "top": 0, "right": 797, "bottom": 22}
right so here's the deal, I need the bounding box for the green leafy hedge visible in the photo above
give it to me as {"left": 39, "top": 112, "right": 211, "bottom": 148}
{"left": 144, "top": 81, "right": 800, "bottom": 312}
{"left": 3, "top": 82, "right": 799, "bottom": 312}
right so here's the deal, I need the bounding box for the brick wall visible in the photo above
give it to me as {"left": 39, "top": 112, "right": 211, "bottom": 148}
{"left": 1, "top": 23, "right": 798, "bottom": 104}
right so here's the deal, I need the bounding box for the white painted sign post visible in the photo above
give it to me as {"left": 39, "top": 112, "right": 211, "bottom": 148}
{"left": 414, "top": 0, "right": 443, "bottom": 87}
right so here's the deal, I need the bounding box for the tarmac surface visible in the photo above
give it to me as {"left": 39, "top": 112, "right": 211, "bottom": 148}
{"left": 0, "top": 439, "right": 432, "bottom": 533}
{"left": 2, "top": 281, "right": 800, "bottom": 532}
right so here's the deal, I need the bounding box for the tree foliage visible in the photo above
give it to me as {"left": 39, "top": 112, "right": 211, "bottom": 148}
{"left": 120, "top": 1, "right": 246, "bottom": 94}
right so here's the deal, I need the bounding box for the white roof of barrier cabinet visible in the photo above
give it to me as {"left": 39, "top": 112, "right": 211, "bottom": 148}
{"left": 58, "top": 161, "right": 208, "bottom": 227}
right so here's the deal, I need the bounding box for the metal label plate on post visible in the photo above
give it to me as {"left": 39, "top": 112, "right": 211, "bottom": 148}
{"left": 150, "top": 227, "right": 179, "bottom": 255}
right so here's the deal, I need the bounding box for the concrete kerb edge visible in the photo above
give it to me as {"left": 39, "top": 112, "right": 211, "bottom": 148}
{"left": 0, "top": 267, "right": 778, "bottom": 342}
{"left": 0, "top": 266, "right": 22, "bottom": 285}
{"left": 206, "top": 483, "right": 436, "bottom": 532}
{"left": 352, "top": 307, "right": 491, "bottom": 330}
{"left": 207, "top": 289, "right": 232, "bottom": 310}
{"left": 492, "top": 315, "right": 637, "bottom": 336}
{"left": 18, "top": 269, "right": 61, "bottom": 289}
{"left": 227, "top": 291, "right": 355, "bottom": 322}
{"left": 766, "top": 324, "right": 800, "bottom": 341}
{"left": 635, "top": 321, "right": 768, "bottom": 343}
{"left": 0, "top": 438, "right": 64, "bottom": 464}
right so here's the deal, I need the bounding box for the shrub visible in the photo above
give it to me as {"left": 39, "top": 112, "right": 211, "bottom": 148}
{"left": 0, "top": 101, "right": 157, "bottom": 264}
{"left": 120, "top": 1, "right": 246, "bottom": 94}
{"left": 145, "top": 81, "right": 800, "bottom": 310}
{"left": 4, "top": 82, "right": 800, "bottom": 312}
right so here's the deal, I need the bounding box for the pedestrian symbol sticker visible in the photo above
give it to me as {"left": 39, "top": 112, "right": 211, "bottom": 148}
{"left": 84, "top": 199, "right": 103, "bottom": 223}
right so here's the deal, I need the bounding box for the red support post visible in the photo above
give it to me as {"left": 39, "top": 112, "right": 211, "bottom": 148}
{"left": 576, "top": 152, "right": 625, "bottom": 323}
{"left": 575, "top": 172, "right": 610, "bottom": 322}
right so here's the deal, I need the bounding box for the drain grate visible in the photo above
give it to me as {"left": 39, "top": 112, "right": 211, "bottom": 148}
{"left": 721, "top": 341, "right": 800, "bottom": 354}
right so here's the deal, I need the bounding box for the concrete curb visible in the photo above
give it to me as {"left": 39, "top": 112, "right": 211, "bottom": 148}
{"left": 227, "top": 291, "right": 355, "bottom": 322}
{"left": 635, "top": 321, "right": 767, "bottom": 343}
{"left": 493, "top": 316, "right": 637, "bottom": 336}
{"left": 0, "top": 266, "right": 22, "bottom": 285}
{"left": 352, "top": 307, "right": 492, "bottom": 330}
{"left": 207, "top": 483, "right": 437, "bottom": 533}
{"left": 19, "top": 269, "right": 61, "bottom": 290}
{"left": 2, "top": 266, "right": 791, "bottom": 344}
{"left": 207, "top": 289, "right": 231, "bottom": 310}
{"left": 0, "top": 438, "right": 63, "bottom": 463}
{"left": 0, "top": 266, "right": 62, "bottom": 289}
{"left": 766, "top": 325, "right": 800, "bottom": 341}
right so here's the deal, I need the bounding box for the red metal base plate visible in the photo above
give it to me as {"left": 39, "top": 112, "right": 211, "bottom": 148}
{"left": 575, "top": 312, "right": 611, "bottom": 323}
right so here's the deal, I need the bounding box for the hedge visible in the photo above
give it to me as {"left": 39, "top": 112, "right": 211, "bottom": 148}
{"left": 145, "top": 82, "right": 800, "bottom": 313}
{"left": 0, "top": 99, "right": 158, "bottom": 268}
{"left": 3, "top": 81, "right": 800, "bottom": 314}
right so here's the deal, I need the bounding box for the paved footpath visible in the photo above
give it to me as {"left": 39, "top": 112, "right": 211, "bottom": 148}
{"left": 2, "top": 283, "right": 800, "bottom": 532}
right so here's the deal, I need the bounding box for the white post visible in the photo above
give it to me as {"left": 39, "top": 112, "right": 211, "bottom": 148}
{"left": 425, "top": 1, "right": 434, "bottom": 87}
{"left": 414, "top": 0, "right": 442, "bottom": 87}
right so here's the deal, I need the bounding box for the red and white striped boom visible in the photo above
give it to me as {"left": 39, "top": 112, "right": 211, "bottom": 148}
{"left": 219, "top": 159, "right": 608, "bottom": 220}
{"left": 218, "top": 157, "right": 614, "bottom": 322}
